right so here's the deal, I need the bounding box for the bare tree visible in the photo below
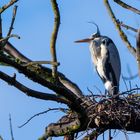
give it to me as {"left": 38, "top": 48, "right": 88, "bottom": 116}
{"left": 1, "top": 0, "right": 140, "bottom": 140}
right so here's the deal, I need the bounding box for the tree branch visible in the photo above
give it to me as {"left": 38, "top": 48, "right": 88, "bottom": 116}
{"left": 0, "top": 14, "right": 2, "bottom": 39}
{"left": 50, "top": 0, "right": 60, "bottom": 77}
{"left": 39, "top": 94, "right": 140, "bottom": 138}
{"left": 39, "top": 113, "right": 81, "bottom": 139}
{"left": 1, "top": 5, "right": 18, "bottom": 49}
{"left": 0, "top": 53, "right": 86, "bottom": 114}
{"left": 113, "top": 0, "right": 140, "bottom": 15}
{"left": 0, "top": 70, "right": 70, "bottom": 104}
{"left": 59, "top": 76, "right": 83, "bottom": 98}
{"left": 4, "top": 41, "right": 83, "bottom": 98}
{"left": 7, "top": 5, "right": 17, "bottom": 37}
{"left": 118, "top": 21, "right": 137, "bottom": 32}
{"left": 4, "top": 42, "right": 31, "bottom": 62}
{"left": 3, "top": 43, "right": 83, "bottom": 99}
{"left": 0, "top": 34, "right": 20, "bottom": 43}
{"left": 104, "top": 0, "right": 136, "bottom": 57}
{"left": 9, "top": 114, "right": 14, "bottom": 140}
{"left": 0, "top": 0, "right": 18, "bottom": 14}
{"left": 136, "top": 29, "right": 140, "bottom": 76}
{"left": 19, "top": 108, "right": 68, "bottom": 128}
{"left": 2, "top": 41, "right": 84, "bottom": 102}
{"left": 24, "top": 61, "right": 60, "bottom": 67}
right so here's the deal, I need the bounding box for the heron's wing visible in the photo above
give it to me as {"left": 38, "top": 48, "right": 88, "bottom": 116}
{"left": 108, "top": 41, "right": 121, "bottom": 85}
{"left": 100, "top": 44, "right": 119, "bottom": 95}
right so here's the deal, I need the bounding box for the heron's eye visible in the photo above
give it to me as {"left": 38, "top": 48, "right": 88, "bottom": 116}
{"left": 101, "top": 39, "right": 109, "bottom": 46}
{"left": 102, "top": 39, "right": 106, "bottom": 45}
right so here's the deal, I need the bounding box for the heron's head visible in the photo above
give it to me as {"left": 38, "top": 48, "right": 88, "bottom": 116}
{"left": 75, "top": 22, "right": 100, "bottom": 43}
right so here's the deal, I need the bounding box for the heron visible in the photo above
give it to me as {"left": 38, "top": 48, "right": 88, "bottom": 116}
{"left": 75, "top": 23, "right": 121, "bottom": 96}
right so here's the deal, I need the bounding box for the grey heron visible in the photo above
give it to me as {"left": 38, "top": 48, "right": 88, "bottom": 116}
{"left": 75, "top": 24, "right": 121, "bottom": 96}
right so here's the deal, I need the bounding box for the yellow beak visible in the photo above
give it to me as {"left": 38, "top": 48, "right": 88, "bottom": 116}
{"left": 75, "top": 38, "right": 93, "bottom": 43}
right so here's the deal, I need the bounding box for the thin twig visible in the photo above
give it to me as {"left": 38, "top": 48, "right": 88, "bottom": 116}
{"left": 0, "top": 34, "right": 20, "bottom": 43}
{"left": 0, "top": 71, "right": 70, "bottom": 105}
{"left": 108, "top": 129, "right": 112, "bottom": 140}
{"left": 136, "top": 29, "right": 140, "bottom": 77}
{"left": 0, "top": 0, "right": 18, "bottom": 14}
{"left": 7, "top": 5, "right": 17, "bottom": 37}
{"left": 118, "top": 21, "right": 137, "bottom": 32}
{"left": 122, "top": 74, "right": 138, "bottom": 80}
{"left": 50, "top": 0, "right": 60, "bottom": 77}
{"left": 1, "top": 6, "right": 18, "bottom": 49}
{"left": 9, "top": 114, "right": 14, "bottom": 140}
{"left": 114, "top": 0, "right": 140, "bottom": 15}
{"left": 122, "top": 64, "right": 138, "bottom": 80}
{"left": 0, "top": 14, "right": 2, "bottom": 39}
{"left": 103, "top": 132, "right": 105, "bottom": 140}
{"left": 104, "top": 0, "right": 136, "bottom": 58}
{"left": 18, "top": 108, "right": 67, "bottom": 128}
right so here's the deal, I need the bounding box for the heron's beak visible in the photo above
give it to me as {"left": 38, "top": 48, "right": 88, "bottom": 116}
{"left": 75, "top": 38, "right": 92, "bottom": 43}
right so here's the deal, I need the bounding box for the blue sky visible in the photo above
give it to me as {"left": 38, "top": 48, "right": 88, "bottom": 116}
{"left": 0, "top": 0, "right": 140, "bottom": 139}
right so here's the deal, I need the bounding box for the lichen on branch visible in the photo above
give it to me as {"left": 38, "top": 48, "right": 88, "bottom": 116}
{"left": 50, "top": 0, "right": 60, "bottom": 77}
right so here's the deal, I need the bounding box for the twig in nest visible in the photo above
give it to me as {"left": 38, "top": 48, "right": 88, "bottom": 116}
{"left": 18, "top": 108, "right": 67, "bottom": 128}
{"left": 87, "top": 87, "right": 94, "bottom": 96}
{"left": 93, "top": 85, "right": 103, "bottom": 95}
{"left": 122, "top": 64, "right": 138, "bottom": 80}
{"left": 0, "top": 0, "right": 18, "bottom": 14}
{"left": 122, "top": 75, "right": 129, "bottom": 91}
{"left": 122, "top": 74, "right": 138, "bottom": 81}
{"left": 121, "top": 87, "right": 140, "bottom": 95}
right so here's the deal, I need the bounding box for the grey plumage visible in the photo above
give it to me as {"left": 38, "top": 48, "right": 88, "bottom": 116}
{"left": 75, "top": 25, "right": 121, "bottom": 96}
{"left": 89, "top": 36, "right": 121, "bottom": 96}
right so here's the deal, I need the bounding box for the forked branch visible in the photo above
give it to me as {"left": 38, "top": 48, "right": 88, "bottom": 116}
{"left": 0, "top": 71, "right": 70, "bottom": 104}
{"left": 118, "top": 21, "right": 137, "bottom": 32}
{"left": 114, "top": 0, "right": 140, "bottom": 15}
{"left": 7, "top": 5, "right": 17, "bottom": 37}
{"left": 104, "top": 0, "right": 136, "bottom": 57}
{"left": 0, "top": 0, "right": 18, "bottom": 14}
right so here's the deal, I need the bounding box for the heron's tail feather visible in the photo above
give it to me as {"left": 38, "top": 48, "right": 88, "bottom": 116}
{"left": 104, "top": 81, "right": 119, "bottom": 96}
